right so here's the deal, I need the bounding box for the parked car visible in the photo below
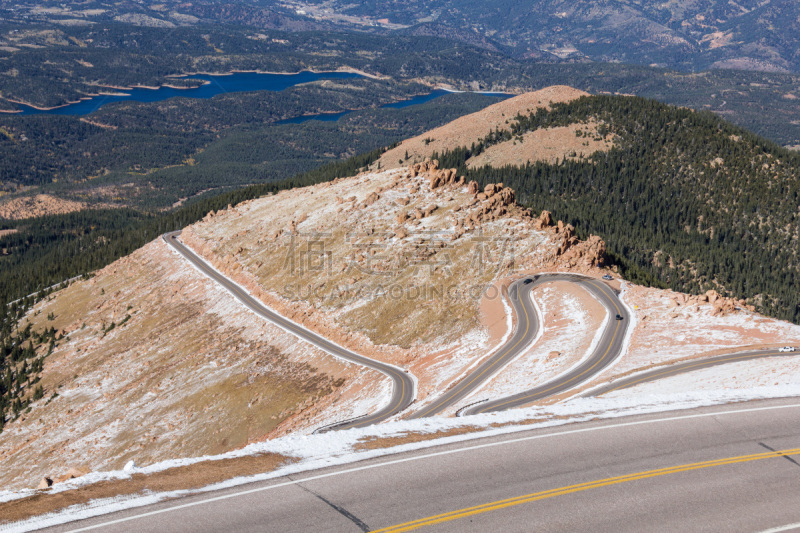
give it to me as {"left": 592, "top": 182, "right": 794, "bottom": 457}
{"left": 602, "top": 274, "right": 613, "bottom": 280}
{"left": 778, "top": 346, "right": 796, "bottom": 352}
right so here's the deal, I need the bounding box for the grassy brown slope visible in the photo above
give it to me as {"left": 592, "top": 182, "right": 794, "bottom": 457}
{"left": 376, "top": 86, "right": 589, "bottom": 170}
{"left": 0, "top": 238, "right": 364, "bottom": 491}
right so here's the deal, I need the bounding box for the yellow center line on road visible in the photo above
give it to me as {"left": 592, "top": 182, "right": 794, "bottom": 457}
{"left": 370, "top": 447, "right": 800, "bottom": 532}
{"left": 475, "top": 280, "right": 623, "bottom": 413}
{"left": 414, "top": 282, "right": 533, "bottom": 418}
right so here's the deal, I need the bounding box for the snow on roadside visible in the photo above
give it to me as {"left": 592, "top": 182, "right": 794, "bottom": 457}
{"left": 456, "top": 284, "right": 601, "bottom": 406}
{"left": 603, "top": 355, "right": 800, "bottom": 399}
{"left": 411, "top": 287, "right": 515, "bottom": 412}
{"left": 4, "top": 379, "right": 800, "bottom": 532}
{"left": 617, "top": 284, "right": 800, "bottom": 373}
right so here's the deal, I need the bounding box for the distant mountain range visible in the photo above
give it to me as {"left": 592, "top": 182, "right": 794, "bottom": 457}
{"left": 6, "top": 0, "right": 797, "bottom": 73}
{"left": 274, "top": 0, "right": 800, "bottom": 73}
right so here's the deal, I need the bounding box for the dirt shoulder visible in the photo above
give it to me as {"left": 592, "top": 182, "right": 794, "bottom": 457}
{"left": 0, "top": 453, "right": 292, "bottom": 525}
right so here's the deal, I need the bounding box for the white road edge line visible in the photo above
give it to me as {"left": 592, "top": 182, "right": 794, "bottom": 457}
{"left": 758, "top": 522, "right": 800, "bottom": 533}
{"left": 64, "top": 401, "right": 800, "bottom": 532}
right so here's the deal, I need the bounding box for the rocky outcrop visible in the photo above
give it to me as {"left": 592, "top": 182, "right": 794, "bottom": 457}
{"left": 559, "top": 235, "right": 606, "bottom": 268}
{"left": 555, "top": 221, "right": 579, "bottom": 256}
{"left": 534, "top": 210, "right": 552, "bottom": 230}
{"left": 668, "top": 289, "right": 755, "bottom": 315}
{"left": 408, "top": 159, "right": 439, "bottom": 178}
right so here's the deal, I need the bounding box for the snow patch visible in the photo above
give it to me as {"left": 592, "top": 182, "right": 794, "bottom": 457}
{"left": 5, "top": 385, "right": 800, "bottom": 532}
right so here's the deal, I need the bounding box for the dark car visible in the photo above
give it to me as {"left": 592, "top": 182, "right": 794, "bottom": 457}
{"left": 523, "top": 278, "right": 533, "bottom": 284}
{"left": 615, "top": 314, "right": 624, "bottom": 320}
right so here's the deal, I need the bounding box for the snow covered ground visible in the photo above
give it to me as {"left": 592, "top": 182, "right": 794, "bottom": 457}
{"left": 603, "top": 355, "right": 800, "bottom": 400}
{"left": 3, "top": 384, "right": 800, "bottom": 533}
{"left": 455, "top": 282, "right": 605, "bottom": 409}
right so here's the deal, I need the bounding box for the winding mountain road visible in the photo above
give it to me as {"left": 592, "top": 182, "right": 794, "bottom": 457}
{"left": 585, "top": 348, "right": 799, "bottom": 397}
{"left": 411, "top": 273, "right": 629, "bottom": 419}
{"left": 163, "top": 231, "right": 415, "bottom": 431}
{"left": 167, "top": 229, "right": 797, "bottom": 426}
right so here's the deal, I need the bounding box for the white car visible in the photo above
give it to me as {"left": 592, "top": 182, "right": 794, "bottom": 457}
{"left": 778, "top": 346, "right": 796, "bottom": 352}
{"left": 602, "top": 274, "right": 613, "bottom": 280}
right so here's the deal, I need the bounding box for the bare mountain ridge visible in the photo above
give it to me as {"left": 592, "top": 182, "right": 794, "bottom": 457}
{"left": 376, "top": 86, "right": 605, "bottom": 170}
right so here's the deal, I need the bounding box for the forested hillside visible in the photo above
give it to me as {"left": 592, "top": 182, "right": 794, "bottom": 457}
{"left": 435, "top": 95, "right": 800, "bottom": 322}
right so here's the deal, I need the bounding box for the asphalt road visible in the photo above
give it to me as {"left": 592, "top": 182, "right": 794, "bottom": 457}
{"left": 163, "top": 231, "right": 415, "bottom": 430}
{"left": 586, "top": 348, "right": 800, "bottom": 397}
{"left": 42, "top": 398, "right": 800, "bottom": 533}
{"left": 411, "top": 274, "right": 628, "bottom": 419}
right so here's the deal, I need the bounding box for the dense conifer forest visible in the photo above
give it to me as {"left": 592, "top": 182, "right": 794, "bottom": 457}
{"left": 434, "top": 95, "right": 800, "bottom": 322}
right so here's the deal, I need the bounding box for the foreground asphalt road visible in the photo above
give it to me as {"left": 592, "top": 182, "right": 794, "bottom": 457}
{"left": 41, "top": 398, "right": 800, "bottom": 533}
{"left": 163, "top": 231, "right": 415, "bottom": 430}
{"left": 412, "top": 274, "right": 628, "bottom": 418}
{"left": 586, "top": 349, "right": 800, "bottom": 397}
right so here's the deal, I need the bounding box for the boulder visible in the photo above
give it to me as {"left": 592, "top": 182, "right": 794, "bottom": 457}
{"left": 534, "top": 210, "right": 552, "bottom": 230}
{"left": 467, "top": 181, "right": 480, "bottom": 195}
{"left": 498, "top": 187, "right": 515, "bottom": 206}
{"left": 557, "top": 233, "right": 605, "bottom": 267}
{"left": 37, "top": 477, "right": 53, "bottom": 490}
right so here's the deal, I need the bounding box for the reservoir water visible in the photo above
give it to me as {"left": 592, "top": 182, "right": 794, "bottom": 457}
{"left": 11, "top": 71, "right": 364, "bottom": 116}
{"left": 10, "top": 72, "right": 511, "bottom": 120}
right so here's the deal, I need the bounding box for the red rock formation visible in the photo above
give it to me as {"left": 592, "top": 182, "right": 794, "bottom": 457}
{"left": 534, "top": 210, "right": 552, "bottom": 230}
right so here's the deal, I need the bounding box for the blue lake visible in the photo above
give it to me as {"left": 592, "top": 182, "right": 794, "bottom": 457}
{"left": 12, "top": 71, "right": 364, "bottom": 116}
{"left": 11, "top": 72, "right": 512, "bottom": 121}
